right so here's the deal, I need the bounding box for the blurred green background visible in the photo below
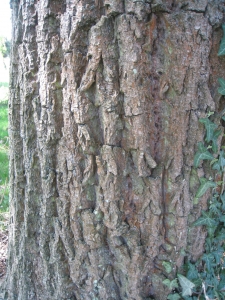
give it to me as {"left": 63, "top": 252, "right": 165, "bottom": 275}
{"left": 0, "top": 36, "right": 10, "bottom": 229}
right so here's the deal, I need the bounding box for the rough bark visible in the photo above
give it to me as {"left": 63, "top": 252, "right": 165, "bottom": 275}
{"left": 4, "top": 0, "right": 225, "bottom": 299}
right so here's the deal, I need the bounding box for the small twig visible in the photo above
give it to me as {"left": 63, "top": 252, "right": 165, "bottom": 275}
{"left": 202, "top": 282, "right": 211, "bottom": 300}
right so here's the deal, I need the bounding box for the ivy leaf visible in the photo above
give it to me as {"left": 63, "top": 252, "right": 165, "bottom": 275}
{"left": 211, "top": 274, "right": 220, "bottom": 289}
{"left": 216, "top": 230, "right": 225, "bottom": 241}
{"left": 167, "top": 294, "right": 181, "bottom": 300}
{"left": 202, "top": 253, "right": 215, "bottom": 270}
{"left": 218, "top": 270, "right": 225, "bottom": 290}
{"left": 207, "top": 225, "right": 217, "bottom": 238}
{"left": 162, "top": 261, "right": 172, "bottom": 274}
{"left": 212, "top": 130, "right": 222, "bottom": 153}
{"left": 209, "top": 201, "right": 221, "bottom": 215}
{"left": 177, "top": 274, "right": 195, "bottom": 297}
{"left": 207, "top": 111, "right": 214, "bottom": 117}
{"left": 221, "top": 192, "right": 225, "bottom": 210}
{"left": 186, "top": 263, "right": 198, "bottom": 280}
{"left": 193, "top": 210, "right": 218, "bottom": 228}
{"left": 218, "top": 78, "right": 225, "bottom": 95}
{"left": 212, "top": 162, "right": 221, "bottom": 171}
{"left": 194, "top": 142, "right": 214, "bottom": 168}
{"left": 219, "top": 214, "right": 225, "bottom": 224}
{"left": 218, "top": 24, "right": 225, "bottom": 56}
{"left": 212, "top": 247, "right": 223, "bottom": 264}
{"left": 195, "top": 178, "right": 217, "bottom": 199}
{"left": 199, "top": 118, "right": 218, "bottom": 143}
{"left": 205, "top": 236, "right": 213, "bottom": 252}
{"left": 219, "top": 150, "right": 225, "bottom": 168}
{"left": 218, "top": 291, "right": 225, "bottom": 298}
{"left": 163, "top": 279, "right": 179, "bottom": 290}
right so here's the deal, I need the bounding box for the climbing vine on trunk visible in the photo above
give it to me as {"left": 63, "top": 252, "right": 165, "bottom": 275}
{"left": 166, "top": 24, "right": 225, "bottom": 300}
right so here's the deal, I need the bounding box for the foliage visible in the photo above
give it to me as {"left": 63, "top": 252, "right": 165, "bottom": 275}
{"left": 163, "top": 261, "right": 173, "bottom": 274}
{"left": 193, "top": 142, "right": 214, "bottom": 168}
{"left": 165, "top": 24, "right": 225, "bottom": 300}
{"left": 177, "top": 274, "right": 195, "bottom": 297}
{"left": 165, "top": 113, "right": 225, "bottom": 299}
{"left": 167, "top": 294, "right": 181, "bottom": 300}
{"left": 0, "top": 92, "right": 9, "bottom": 213}
{"left": 218, "top": 24, "right": 225, "bottom": 56}
{"left": 163, "top": 278, "right": 179, "bottom": 290}
{"left": 194, "top": 177, "right": 216, "bottom": 199}
{"left": 0, "top": 37, "right": 10, "bottom": 58}
{"left": 0, "top": 82, "right": 9, "bottom": 88}
{"left": 218, "top": 78, "right": 225, "bottom": 95}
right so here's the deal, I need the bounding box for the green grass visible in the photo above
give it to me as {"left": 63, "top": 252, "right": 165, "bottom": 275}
{"left": 0, "top": 88, "right": 9, "bottom": 214}
{"left": 0, "top": 82, "right": 9, "bottom": 88}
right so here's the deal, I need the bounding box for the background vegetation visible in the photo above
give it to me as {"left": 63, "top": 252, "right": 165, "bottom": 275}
{"left": 0, "top": 36, "right": 9, "bottom": 228}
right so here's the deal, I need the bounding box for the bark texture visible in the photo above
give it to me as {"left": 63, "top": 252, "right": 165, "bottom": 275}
{"left": 5, "top": 0, "right": 225, "bottom": 299}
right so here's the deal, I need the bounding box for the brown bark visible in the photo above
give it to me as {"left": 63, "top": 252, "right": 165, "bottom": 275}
{"left": 4, "top": 0, "right": 225, "bottom": 299}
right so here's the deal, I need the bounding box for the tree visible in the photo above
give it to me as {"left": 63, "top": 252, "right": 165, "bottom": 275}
{"left": 4, "top": 0, "right": 225, "bottom": 299}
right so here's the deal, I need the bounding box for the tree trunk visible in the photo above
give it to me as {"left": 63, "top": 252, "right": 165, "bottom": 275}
{"left": 5, "top": 0, "right": 225, "bottom": 299}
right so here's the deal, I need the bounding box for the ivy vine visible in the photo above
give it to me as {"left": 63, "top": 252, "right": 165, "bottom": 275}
{"left": 165, "top": 24, "right": 225, "bottom": 300}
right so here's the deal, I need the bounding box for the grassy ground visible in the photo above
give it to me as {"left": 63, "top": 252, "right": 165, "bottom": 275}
{"left": 0, "top": 85, "right": 9, "bottom": 230}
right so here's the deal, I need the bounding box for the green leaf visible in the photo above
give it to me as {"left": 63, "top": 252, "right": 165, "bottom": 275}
{"left": 167, "top": 294, "right": 181, "bottom": 300}
{"left": 219, "top": 214, "right": 225, "bottom": 224}
{"left": 219, "top": 150, "right": 225, "bottom": 168}
{"left": 209, "top": 200, "right": 221, "bottom": 215}
{"left": 205, "top": 236, "right": 213, "bottom": 252}
{"left": 202, "top": 253, "right": 215, "bottom": 270}
{"left": 211, "top": 274, "right": 220, "bottom": 289}
{"left": 218, "top": 78, "right": 225, "bottom": 95}
{"left": 218, "top": 24, "right": 225, "bottom": 56}
{"left": 221, "top": 192, "right": 225, "bottom": 210}
{"left": 207, "top": 225, "right": 217, "bottom": 238}
{"left": 177, "top": 274, "right": 195, "bottom": 297}
{"left": 163, "top": 278, "right": 179, "bottom": 290}
{"left": 212, "top": 130, "right": 222, "bottom": 153}
{"left": 193, "top": 210, "right": 218, "bottom": 227}
{"left": 198, "top": 142, "right": 207, "bottom": 152}
{"left": 212, "top": 247, "right": 223, "bottom": 264}
{"left": 199, "top": 118, "right": 218, "bottom": 143}
{"left": 195, "top": 178, "right": 217, "bottom": 198}
{"left": 216, "top": 231, "right": 225, "bottom": 241}
{"left": 183, "top": 296, "right": 198, "bottom": 300}
{"left": 218, "top": 270, "right": 225, "bottom": 290}
{"left": 186, "top": 263, "right": 198, "bottom": 280}
{"left": 210, "top": 158, "right": 218, "bottom": 165}
{"left": 194, "top": 142, "right": 214, "bottom": 168}
{"left": 216, "top": 181, "right": 223, "bottom": 185}
{"left": 191, "top": 278, "right": 202, "bottom": 289}
{"left": 212, "top": 160, "right": 220, "bottom": 171}
{"left": 207, "top": 111, "right": 214, "bottom": 117}
{"left": 163, "top": 279, "right": 172, "bottom": 288}
{"left": 162, "top": 261, "right": 172, "bottom": 274}
{"left": 217, "top": 291, "right": 225, "bottom": 298}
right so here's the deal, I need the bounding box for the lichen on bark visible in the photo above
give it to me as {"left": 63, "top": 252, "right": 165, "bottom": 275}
{"left": 4, "top": 0, "right": 225, "bottom": 299}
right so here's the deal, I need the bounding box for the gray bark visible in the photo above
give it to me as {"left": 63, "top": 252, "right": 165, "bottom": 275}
{"left": 4, "top": 0, "right": 225, "bottom": 299}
